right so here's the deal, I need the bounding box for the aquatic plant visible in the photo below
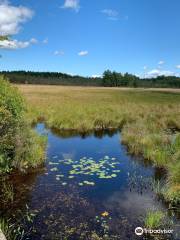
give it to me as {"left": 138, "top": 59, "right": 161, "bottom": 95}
{"left": 1, "top": 182, "right": 14, "bottom": 204}
{"left": 67, "top": 156, "right": 120, "bottom": 185}
{"left": 145, "top": 211, "right": 165, "bottom": 229}
{"left": 94, "top": 213, "right": 112, "bottom": 238}
{"left": 73, "top": 156, "right": 120, "bottom": 177}
{"left": 101, "top": 211, "right": 109, "bottom": 217}
{"left": 0, "top": 218, "right": 16, "bottom": 240}
{"left": 48, "top": 155, "right": 121, "bottom": 187}
{"left": 83, "top": 180, "right": 95, "bottom": 186}
{"left": 62, "top": 182, "right": 67, "bottom": 186}
{"left": 0, "top": 205, "right": 36, "bottom": 240}
{"left": 50, "top": 167, "right": 58, "bottom": 172}
{"left": 49, "top": 162, "right": 59, "bottom": 165}
{"left": 152, "top": 180, "right": 165, "bottom": 196}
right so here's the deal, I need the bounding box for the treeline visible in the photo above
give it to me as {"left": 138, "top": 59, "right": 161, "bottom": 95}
{"left": 1, "top": 71, "right": 102, "bottom": 86}
{"left": 1, "top": 70, "right": 180, "bottom": 88}
{"left": 102, "top": 70, "right": 180, "bottom": 88}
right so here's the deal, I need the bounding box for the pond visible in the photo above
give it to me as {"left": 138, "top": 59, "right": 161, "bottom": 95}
{"left": 0, "top": 123, "right": 179, "bottom": 240}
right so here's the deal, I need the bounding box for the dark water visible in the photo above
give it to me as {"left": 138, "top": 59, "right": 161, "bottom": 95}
{"left": 0, "top": 124, "right": 179, "bottom": 240}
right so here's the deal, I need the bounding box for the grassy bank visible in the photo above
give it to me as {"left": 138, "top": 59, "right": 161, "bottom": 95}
{"left": 17, "top": 84, "right": 180, "bottom": 203}
{"left": 0, "top": 78, "right": 46, "bottom": 174}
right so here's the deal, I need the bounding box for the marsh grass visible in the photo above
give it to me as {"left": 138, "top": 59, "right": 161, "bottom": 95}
{"left": 0, "top": 218, "right": 17, "bottom": 240}
{"left": 1, "top": 182, "right": 14, "bottom": 203}
{"left": 17, "top": 86, "right": 180, "bottom": 130}
{"left": 17, "top": 85, "right": 180, "bottom": 202}
{"left": 0, "top": 205, "right": 36, "bottom": 240}
{"left": 145, "top": 211, "right": 165, "bottom": 229}
{"left": 0, "top": 218, "right": 26, "bottom": 240}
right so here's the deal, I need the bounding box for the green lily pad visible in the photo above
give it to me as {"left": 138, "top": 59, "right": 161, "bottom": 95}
{"left": 62, "top": 182, "right": 67, "bottom": 186}
{"left": 50, "top": 167, "right": 58, "bottom": 172}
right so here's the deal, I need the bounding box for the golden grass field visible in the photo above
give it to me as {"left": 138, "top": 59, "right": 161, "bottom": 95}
{"left": 17, "top": 84, "right": 180, "bottom": 203}
{"left": 17, "top": 84, "right": 180, "bottom": 129}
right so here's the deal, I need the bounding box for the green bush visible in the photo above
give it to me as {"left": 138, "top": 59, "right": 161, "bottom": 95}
{"left": 0, "top": 77, "right": 25, "bottom": 118}
{"left": 0, "top": 76, "right": 46, "bottom": 173}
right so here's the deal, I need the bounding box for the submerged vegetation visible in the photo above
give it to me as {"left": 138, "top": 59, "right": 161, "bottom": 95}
{"left": 0, "top": 204, "right": 37, "bottom": 240}
{"left": 17, "top": 85, "right": 180, "bottom": 204}
{"left": 0, "top": 76, "right": 46, "bottom": 174}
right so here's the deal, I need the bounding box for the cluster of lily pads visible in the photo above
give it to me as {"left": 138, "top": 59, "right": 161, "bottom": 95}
{"left": 48, "top": 155, "right": 121, "bottom": 187}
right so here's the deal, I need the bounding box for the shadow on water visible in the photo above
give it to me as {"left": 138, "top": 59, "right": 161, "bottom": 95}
{"left": 51, "top": 126, "right": 119, "bottom": 139}
{"left": 0, "top": 123, "right": 179, "bottom": 240}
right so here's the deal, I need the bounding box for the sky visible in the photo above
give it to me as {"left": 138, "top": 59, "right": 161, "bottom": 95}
{"left": 0, "top": 0, "right": 180, "bottom": 78}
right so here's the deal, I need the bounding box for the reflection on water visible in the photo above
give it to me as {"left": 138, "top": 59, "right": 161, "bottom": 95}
{"left": 0, "top": 123, "right": 179, "bottom": 240}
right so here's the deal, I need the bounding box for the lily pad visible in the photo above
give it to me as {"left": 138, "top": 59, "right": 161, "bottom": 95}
{"left": 50, "top": 167, "right": 58, "bottom": 172}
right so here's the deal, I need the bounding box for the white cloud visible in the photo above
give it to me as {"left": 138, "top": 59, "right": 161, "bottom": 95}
{"left": 54, "top": 50, "right": 64, "bottom": 56}
{"left": 61, "top": 0, "right": 80, "bottom": 12}
{"left": 30, "top": 38, "right": 38, "bottom": 44}
{"left": 0, "top": 38, "right": 37, "bottom": 49}
{"left": 78, "top": 50, "right": 88, "bottom": 56}
{"left": 143, "top": 66, "right": 147, "bottom": 70}
{"left": 92, "top": 74, "right": 102, "bottom": 78}
{"left": 43, "top": 38, "right": 48, "bottom": 44}
{"left": 176, "top": 65, "right": 180, "bottom": 69}
{"left": 67, "top": 72, "right": 75, "bottom": 76}
{"left": 158, "top": 60, "right": 165, "bottom": 65}
{"left": 0, "top": 0, "right": 33, "bottom": 36}
{"left": 101, "top": 9, "right": 119, "bottom": 20}
{"left": 144, "top": 69, "right": 178, "bottom": 78}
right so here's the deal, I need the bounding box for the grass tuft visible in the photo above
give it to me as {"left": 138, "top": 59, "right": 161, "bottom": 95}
{"left": 145, "top": 211, "right": 165, "bottom": 229}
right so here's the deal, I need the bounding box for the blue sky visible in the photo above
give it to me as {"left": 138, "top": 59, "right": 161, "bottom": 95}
{"left": 0, "top": 0, "right": 180, "bottom": 78}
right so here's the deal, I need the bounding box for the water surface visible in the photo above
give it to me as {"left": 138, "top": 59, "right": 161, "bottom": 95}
{"left": 0, "top": 123, "right": 179, "bottom": 240}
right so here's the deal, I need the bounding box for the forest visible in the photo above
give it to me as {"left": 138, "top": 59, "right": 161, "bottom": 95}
{"left": 1, "top": 70, "right": 180, "bottom": 88}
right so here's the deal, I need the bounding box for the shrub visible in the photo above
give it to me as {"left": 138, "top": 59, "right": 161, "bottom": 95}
{"left": 0, "top": 76, "right": 25, "bottom": 119}
{"left": 0, "top": 76, "right": 46, "bottom": 173}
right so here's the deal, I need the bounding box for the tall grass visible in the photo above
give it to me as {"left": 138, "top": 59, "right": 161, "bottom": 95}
{"left": 0, "top": 218, "right": 17, "bottom": 240}
{"left": 17, "top": 85, "right": 180, "bottom": 203}
{"left": 0, "top": 205, "right": 36, "bottom": 240}
{"left": 145, "top": 211, "right": 165, "bottom": 228}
